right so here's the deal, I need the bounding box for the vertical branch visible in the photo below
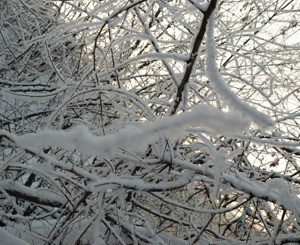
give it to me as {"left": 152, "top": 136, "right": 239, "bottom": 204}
{"left": 170, "top": 0, "right": 218, "bottom": 115}
{"left": 269, "top": 209, "right": 286, "bottom": 245}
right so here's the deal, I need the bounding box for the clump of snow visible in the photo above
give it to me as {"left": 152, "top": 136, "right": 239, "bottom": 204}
{"left": 211, "top": 148, "right": 228, "bottom": 203}
{"left": 265, "top": 178, "right": 300, "bottom": 221}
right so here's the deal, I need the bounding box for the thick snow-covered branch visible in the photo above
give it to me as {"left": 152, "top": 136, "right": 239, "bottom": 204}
{"left": 2, "top": 105, "right": 250, "bottom": 156}
{"left": 206, "top": 13, "right": 274, "bottom": 129}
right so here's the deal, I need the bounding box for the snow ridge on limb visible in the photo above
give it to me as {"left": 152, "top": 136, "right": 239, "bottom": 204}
{"left": 1, "top": 105, "right": 250, "bottom": 156}
{"left": 206, "top": 13, "right": 274, "bottom": 130}
{"left": 0, "top": 179, "right": 66, "bottom": 207}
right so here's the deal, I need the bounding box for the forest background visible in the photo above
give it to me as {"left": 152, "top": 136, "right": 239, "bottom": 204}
{"left": 0, "top": 0, "right": 299, "bottom": 244}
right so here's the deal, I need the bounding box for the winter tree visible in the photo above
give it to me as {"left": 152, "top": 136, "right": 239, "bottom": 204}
{"left": 0, "top": 0, "right": 299, "bottom": 244}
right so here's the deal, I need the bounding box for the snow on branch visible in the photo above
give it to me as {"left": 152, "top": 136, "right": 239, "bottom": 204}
{"left": 2, "top": 105, "right": 250, "bottom": 156}
{"left": 166, "top": 157, "right": 300, "bottom": 222}
{"left": 92, "top": 170, "right": 195, "bottom": 192}
{"left": 206, "top": 13, "right": 274, "bottom": 130}
{"left": 0, "top": 228, "right": 30, "bottom": 245}
{"left": 0, "top": 180, "right": 66, "bottom": 208}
